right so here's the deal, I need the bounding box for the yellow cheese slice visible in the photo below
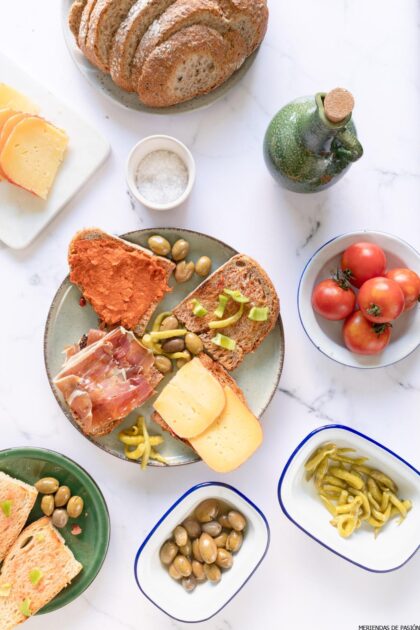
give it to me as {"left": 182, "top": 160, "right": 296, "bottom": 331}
{"left": 153, "top": 358, "right": 226, "bottom": 439}
{"left": 0, "top": 112, "right": 30, "bottom": 180}
{"left": 0, "top": 84, "right": 38, "bottom": 114}
{"left": 0, "top": 116, "right": 68, "bottom": 199}
{"left": 0, "top": 108, "right": 18, "bottom": 132}
{"left": 189, "top": 386, "right": 263, "bottom": 473}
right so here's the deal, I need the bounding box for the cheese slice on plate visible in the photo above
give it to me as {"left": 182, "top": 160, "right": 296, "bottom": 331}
{"left": 0, "top": 116, "right": 68, "bottom": 199}
{"left": 189, "top": 386, "right": 263, "bottom": 473}
{"left": 0, "top": 83, "right": 39, "bottom": 114}
{"left": 0, "top": 108, "right": 18, "bottom": 132}
{"left": 153, "top": 358, "right": 226, "bottom": 439}
{"left": 0, "top": 112, "right": 30, "bottom": 180}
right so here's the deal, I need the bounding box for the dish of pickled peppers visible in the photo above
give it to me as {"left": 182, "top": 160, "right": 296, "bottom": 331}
{"left": 305, "top": 443, "right": 412, "bottom": 538}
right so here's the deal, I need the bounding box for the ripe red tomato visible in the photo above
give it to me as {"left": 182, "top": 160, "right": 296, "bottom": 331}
{"left": 312, "top": 278, "right": 356, "bottom": 320}
{"left": 341, "top": 242, "right": 387, "bottom": 288}
{"left": 343, "top": 311, "right": 391, "bottom": 355}
{"left": 358, "top": 277, "right": 405, "bottom": 323}
{"left": 385, "top": 268, "right": 420, "bottom": 311}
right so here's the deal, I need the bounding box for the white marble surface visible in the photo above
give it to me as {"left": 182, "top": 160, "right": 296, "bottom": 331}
{"left": 1, "top": 1, "right": 419, "bottom": 628}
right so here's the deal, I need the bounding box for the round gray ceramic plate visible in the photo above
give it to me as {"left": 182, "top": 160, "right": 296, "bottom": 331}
{"left": 62, "top": 0, "right": 259, "bottom": 114}
{"left": 44, "top": 228, "right": 285, "bottom": 466}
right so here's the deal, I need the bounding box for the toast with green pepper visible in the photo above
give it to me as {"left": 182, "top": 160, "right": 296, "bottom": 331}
{"left": 173, "top": 254, "right": 279, "bottom": 370}
{"left": 0, "top": 472, "right": 38, "bottom": 563}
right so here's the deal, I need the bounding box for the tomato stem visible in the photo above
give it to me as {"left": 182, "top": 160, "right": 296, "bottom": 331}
{"left": 366, "top": 303, "right": 382, "bottom": 317}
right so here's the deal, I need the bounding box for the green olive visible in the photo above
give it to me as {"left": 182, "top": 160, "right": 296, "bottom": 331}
{"left": 171, "top": 239, "right": 190, "bottom": 262}
{"left": 173, "top": 525, "right": 188, "bottom": 547}
{"left": 226, "top": 530, "right": 243, "bottom": 553}
{"left": 160, "top": 541, "right": 178, "bottom": 565}
{"left": 169, "top": 562, "right": 182, "bottom": 580}
{"left": 216, "top": 548, "right": 233, "bottom": 570}
{"left": 176, "top": 358, "right": 189, "bottom": 369}
{"left": 66, "top": 496, "right": 84, "bottom": 519}
{"left": 182, "top": 518, "right": 201, "bottom": 539}
{"left": 198, "top": 533, "right": 217, "bottom": 564}
{"left": 185, "top": 333, "right": 203, "bottom": 356}
{"left": 54, "top": 486, "right": 71, "bottom": 508}
{"left": 192, "top": 539, "right": 203, "bottom": 562}
{"left": 162, "top": 338, "right": 185, "bottom": 354}
{"left": 175, "top": 261, "right": 195, "bottom": 283}
{"left": 203, "top": 563, "right": 221, "bottom": 583}
{"left": 52, "top": 509, "right": 68, "bottom": 529}
{"left": 218, "top": 514, "right": 232, "bottom": 529}
{"left": 192, "top": 560, "right": 206, "bottom": 583}
{"left": 195, "top": 256, "right": 212, "bottom": 277}
{"left": 202, "top": 521, "right": 222, "bottom": 537}
{"left": 173, "top": 555, "right": 192, "bottom": 577}
{"left": 228, "top": 511, "right": 247, "bottom": 531}
{"left": 154, "top": 355, "right": 173, "bottom": 374}
{"left": 40, "top": 495, "right": 55, "bottom": 517}
{"left": 35, "top": 477, "right": 59, "bottom": 494}
{"left": 159, "top": 315, "right": 179, "bottom": 332}
{"left": 195, "top": 499, "right": 219, "bottom": 523}
{"left": 148, "top": 235, "right": 171, "bottom": 256}
{"left": 181, "top": 575, "right": 197, "bottom": 592}
{"left": 213, "top": 532, "right": 228, "bottom": 548}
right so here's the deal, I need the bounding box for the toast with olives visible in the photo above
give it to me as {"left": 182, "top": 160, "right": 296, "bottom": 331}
{"left": 68, "top": 228, "right": 175, "bottom": 336}
{"left": 0, "top": 517, "right": 82, "bottom": 629}
{"left": 0, "top": 472, "right": 38, "bottom": 562}
{"left": 173, "top": 254, "right": 279, "bottom": 370}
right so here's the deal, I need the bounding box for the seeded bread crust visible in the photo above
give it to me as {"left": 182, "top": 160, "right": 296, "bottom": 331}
{"left": 68, "top": 0, "right": 89, "bottom": 38}
{"left": 173, "top": 254, "right": 279, "bottom": 370}
{"left": 78, "top": 0, "right": 99, "bottom": 52}
{"left": 68, "top": 228, "right": 175, "bottom": 336}
{"left": 0, "top": 473, "right": 38, "bottom": 563}
{"left": 110, "top": 0, "right": 177, "bottom": 91}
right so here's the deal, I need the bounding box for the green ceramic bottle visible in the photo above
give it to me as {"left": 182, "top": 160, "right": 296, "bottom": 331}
{"left": 263, "top": 88, "right": 363, "bottom": 193}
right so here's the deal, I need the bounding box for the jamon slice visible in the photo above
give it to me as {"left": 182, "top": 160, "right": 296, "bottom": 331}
{"left": 54, "top": 327, "right": 162, "bottom": 437}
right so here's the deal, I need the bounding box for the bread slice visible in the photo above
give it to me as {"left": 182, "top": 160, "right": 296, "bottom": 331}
{"left": 0, "top": 517, "right": 82, "bottom": 628}
{"left": 84, "top": 0, "right": 139, "bottom": 72}
{"left": 110, "top": 0, "right": 177, "bottom": 91}
{"left": 0, "top": 473, "right": 38, "bottom": 563}
{"left": 217, "top": 0, "right": 268, "bottom": 54}
{"left": 173, "top": 254, "right": 279, "bottom": 370}
{"left": 68, "top": 0, "right": 88, "bottom": 38}
{"left": 78, "top": 0, "right": 99, "bottom": 52}
{"left": 131, "top": 0, "right": 247, "bottom": 92}
{"left": 68, "top": 228, "right": 175, "bottom": 335}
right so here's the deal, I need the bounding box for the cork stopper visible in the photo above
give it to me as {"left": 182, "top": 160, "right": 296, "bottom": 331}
{"left": 324, "top": 88, "right": 355, "bottom": 123}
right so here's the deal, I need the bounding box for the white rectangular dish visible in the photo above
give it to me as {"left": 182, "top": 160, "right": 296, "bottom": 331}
{"left": 134, "top": 482, "right": 269, "bottom": 622}
{"left": 278, "top": 425, "right": 419, "bottom": 572}
{"left": 0, "top": 53, "right": 110, "bottom": 249}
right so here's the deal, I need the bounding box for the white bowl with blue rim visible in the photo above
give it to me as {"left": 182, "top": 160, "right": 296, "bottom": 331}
{"left": 298, "top": 230, "right": 420, "bottom": 368}
{"left": 278, "top": 424, "right": 419, "bottom": 572}
{"left": 134, "top": 482, "right": 269, "bottom": 623}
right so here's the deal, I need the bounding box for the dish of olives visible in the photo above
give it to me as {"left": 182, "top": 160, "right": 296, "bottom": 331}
{"left": 159, "top": 498, "right": 247, "bottom": 592}
{"left": 37, "top": 476, "right": 85, "bottom": 527}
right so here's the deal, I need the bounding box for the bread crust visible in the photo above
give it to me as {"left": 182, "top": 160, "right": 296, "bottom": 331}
{"left": 78, "top": 0, "right": 99, "bottom": 52}
{"left": 68, "top": 0, "right": 88, "bottom": 38}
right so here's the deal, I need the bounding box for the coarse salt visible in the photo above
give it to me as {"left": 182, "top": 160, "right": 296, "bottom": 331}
{"left": 135, "top": 150, "right": 188, "bottom": 205}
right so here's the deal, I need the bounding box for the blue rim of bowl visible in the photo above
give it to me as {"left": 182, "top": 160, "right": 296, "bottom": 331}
{"left": 297, "top": 229, "right": 420, "bottom": 369}
{"left": 0, "top": 446, "right": 111, "bottom": 613}
{"left": 277, "top": 424, "right": 420, "bottom": 573}
{"left": 134, "top": 481, "right": 270, "bottom": 623}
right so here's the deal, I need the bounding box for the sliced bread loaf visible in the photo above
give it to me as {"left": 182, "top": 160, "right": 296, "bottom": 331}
{"left": 68, "top": 0, "right": 88, "bottom": 38}
{"left": 173, "top": 254, "right": 279, "bottom": 370}
{"left": 0, "top": 473, "right": 38, "bottom": 563}
{"left": 0, "top": 517, "right": 82, "bottom": 628}
{"left": 217, "top": 0, "right": 268, "bottom": 54}
{"left": 68, "top": 228, "right": 175, "bottom": 335}
{"left": 137, "top": 24, "right": 245, "bottom": 106}
{"left": 110, "top": 0, "right": 177, "bottom": 91}
{"left": 78, "top": 0, "right": 99, "bottom": 51}
{"left": 84, "top": 0, "right": 139, "bottom": 72}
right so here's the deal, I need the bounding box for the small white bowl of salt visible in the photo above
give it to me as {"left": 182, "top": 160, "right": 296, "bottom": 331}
{"left": 127, "top": 135, "right": 195, "bottom": 211}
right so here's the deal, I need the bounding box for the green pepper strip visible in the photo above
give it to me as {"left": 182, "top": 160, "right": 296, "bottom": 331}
{"left": 209, "top": 303, "right": 244, "bottom": 329}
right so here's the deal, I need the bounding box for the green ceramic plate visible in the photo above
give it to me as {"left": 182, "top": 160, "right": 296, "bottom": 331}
{"left": 0, "top": 447, "right": 110, "bottom": 614}
{"left": 44, "top": 228, "right": 285, "bottom": 466}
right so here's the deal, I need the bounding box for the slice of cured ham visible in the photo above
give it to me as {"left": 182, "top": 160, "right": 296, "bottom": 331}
{"left": 54, "top": 327, "right": 162, "bottom": 437}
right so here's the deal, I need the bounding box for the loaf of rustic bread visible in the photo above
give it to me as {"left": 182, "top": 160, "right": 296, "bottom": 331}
{"left": 68, "top": 0, "right": 268, "bottom": 106}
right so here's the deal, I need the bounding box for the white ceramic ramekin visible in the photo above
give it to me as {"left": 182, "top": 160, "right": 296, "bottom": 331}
{"left": 126, "top": 135, "right": 196, "bottom": 211}
{"left": 298, "top": 230, "right": 420, "bottom": 368}
{"left": 278, "top": 425, "right": 419, "bottom": 572}
{"left": 134, "top": 482, "right": 269, "bottom": 623}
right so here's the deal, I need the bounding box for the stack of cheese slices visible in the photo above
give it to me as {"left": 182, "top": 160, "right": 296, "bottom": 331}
{"left": 0, "top": 84, "right": 68, "bottom": 200}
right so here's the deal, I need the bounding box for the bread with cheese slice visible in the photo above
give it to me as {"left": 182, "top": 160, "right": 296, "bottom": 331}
{"left": 0, "top": 116, "right": 68, "bottom": 199}
{"left": 0, "top": 517, "right": 82, "bottom": 629}
{"left": 0, "top": 472, "right": 38, "bottom": 563}
{"left": 153, "top": 353, "right": 262, "bottom": 471}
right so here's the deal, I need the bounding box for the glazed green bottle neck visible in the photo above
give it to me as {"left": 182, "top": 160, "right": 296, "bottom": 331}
{"left": 302, "top": 93, "right": 351, "bottom": 153}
